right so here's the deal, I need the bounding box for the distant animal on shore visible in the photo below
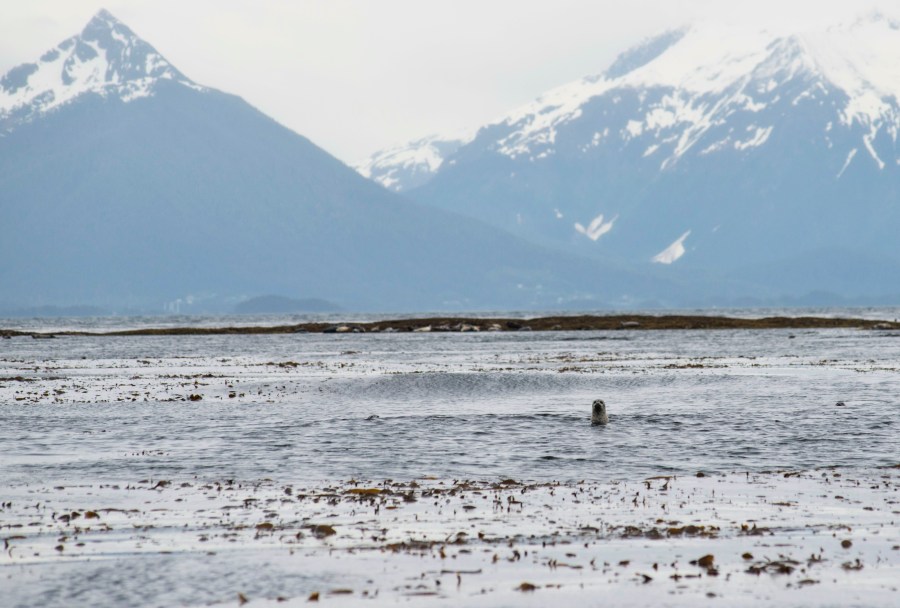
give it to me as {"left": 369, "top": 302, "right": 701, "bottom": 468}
{"left": 591, "top": 399, "right": 609, "bottom": 425}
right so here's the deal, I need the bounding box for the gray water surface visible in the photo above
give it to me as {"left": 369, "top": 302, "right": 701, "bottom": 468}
{"left": 1, "top": 328, "right": 898, "bottom": 486}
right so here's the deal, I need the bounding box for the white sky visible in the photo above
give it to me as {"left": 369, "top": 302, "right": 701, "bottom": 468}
{"left": 0, "top": 1, "right": 893, "bottom": 163}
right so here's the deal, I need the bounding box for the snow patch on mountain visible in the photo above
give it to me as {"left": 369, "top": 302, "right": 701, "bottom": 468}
{"left": 837, "top": 148, "right": 858, "bottom": 178}
{"left": 652, "top": 231, "right": 691, "bottom": 264}
{"left": 734, "top": 125, "right": 774, "bottom": 151}
{"left": 0, "top": 9, "right": 200, "bottom": 131}
{"left": 574, "top": 213, "right": 617, "bottom": 241}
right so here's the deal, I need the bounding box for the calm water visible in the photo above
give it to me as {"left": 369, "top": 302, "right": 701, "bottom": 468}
{"left": 2, "top": 325, "right": 898, "bottom": 486}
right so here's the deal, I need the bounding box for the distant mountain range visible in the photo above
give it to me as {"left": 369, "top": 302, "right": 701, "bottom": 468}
{"left": 358, "top": 13, "right": 900, "bottom": 302}
{"left": 6, "top": 10, "right": 900, "bottom": 314}
{"left": 1, "top": 10, "right": 682, "bottom": 314}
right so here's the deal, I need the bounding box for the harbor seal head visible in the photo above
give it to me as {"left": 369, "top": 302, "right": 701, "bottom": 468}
{"left": 591, "top": 399, "right": 609, "bottom": 425}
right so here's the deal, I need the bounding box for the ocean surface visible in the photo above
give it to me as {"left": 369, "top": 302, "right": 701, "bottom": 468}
{"left": 2, "top": 314, "right": 899, "bottom": 486}
{"left": 3, "top": 314, "right": 899, "bottom": 608}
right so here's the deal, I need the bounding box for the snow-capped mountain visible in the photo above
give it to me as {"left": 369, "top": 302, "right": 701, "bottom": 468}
{"left": 476, "top": 14, "right": 900, "bottom": 172}
{"left": 0, "top": 9, "right": 199, "bottom": 132}
{"left": 503, "top": 16, "right": 899, "bottom": 174}
{"left": 354, "top": 133, "right": 471, "bottom": 192}
{"left": 1, "top": 10, "right": 680, "bottom": 312}
{"left": 359, "top": 13, "right": 900, "bottom": 300}
{"left": 366, "top": 14, "right": 900, "bottom": 191}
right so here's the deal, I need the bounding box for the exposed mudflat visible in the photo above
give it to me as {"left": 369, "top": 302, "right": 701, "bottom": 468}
{"left": 3, "top": 471, "right": 898, "bottom": 607}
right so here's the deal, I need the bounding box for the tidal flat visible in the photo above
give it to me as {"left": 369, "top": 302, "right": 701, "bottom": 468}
{"left": 1, "top": 326, "right": 899, "bottom": 606}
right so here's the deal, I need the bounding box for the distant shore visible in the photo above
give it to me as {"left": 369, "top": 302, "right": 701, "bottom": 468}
{"left": 3, "top": 314, "right": 899, "bottom": 337}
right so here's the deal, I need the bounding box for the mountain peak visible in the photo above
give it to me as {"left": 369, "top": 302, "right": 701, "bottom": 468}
{"left": 88, "top": 8, "right": 122, "bottom": 27}
{"left": 359, "top": 10, "right": 900, "bottom": 192}
{"left": 0, "top": 10, "right": 198, "bottom": 131}
{"left": 602, "top": 27, "right": 688, "bottom": 80}
{"left": 80, "top": 8, "right": 135, "bottom": 45}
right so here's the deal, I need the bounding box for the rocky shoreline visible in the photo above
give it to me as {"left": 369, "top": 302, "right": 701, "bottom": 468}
{"left": 2, "top": 314, "right": 900, "bottom": 338}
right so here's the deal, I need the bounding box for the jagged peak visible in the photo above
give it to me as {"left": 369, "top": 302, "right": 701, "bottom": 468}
{"left": 0, "top": 9, "right": 199, "bottom": 129}
{"left": 88, "top": 8, "right": 122, "bottom": 28}
{"left": 80, "top": 8, "right": 137, "bottom": 43}
{"left": 601, "top": 27, "right": 689, "bottom": 81}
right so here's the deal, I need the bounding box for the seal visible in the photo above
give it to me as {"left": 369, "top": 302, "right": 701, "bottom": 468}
{"left": 591, "top": 399, "right": 609, "bottom": 425}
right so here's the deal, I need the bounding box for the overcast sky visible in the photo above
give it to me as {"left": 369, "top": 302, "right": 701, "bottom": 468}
{"left": 0, "top": 1, "right": 894, "bottom": 163}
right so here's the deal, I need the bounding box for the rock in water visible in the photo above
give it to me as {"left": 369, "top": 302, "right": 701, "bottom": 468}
{"left": 591, "top": 399, "right": 609, "bottom": 425}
